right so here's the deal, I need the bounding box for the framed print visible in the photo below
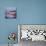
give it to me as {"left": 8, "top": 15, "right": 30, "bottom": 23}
{"left": 5, "top": 7, "right": 16, "bottom": 19}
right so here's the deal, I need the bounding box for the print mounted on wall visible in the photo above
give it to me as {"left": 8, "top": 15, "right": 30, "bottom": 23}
{"left": 5, "top": 7, "right": 16, "bottom": 19}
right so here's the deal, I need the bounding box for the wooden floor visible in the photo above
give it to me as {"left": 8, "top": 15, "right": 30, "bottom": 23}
{"left": 0, "top": 40, "right": 46, "bottom": 46}
{"left": 19, "top": 39, "right": 46, "bottom": 46}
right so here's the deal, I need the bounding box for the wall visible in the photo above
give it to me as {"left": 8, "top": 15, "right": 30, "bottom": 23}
{"left": 19, "top": 0, "right": 46, "bottom": 24}
{"left": 0, "top": 0, "right": 19, "bottom": 44}
{"left": 0, "top": 0, "right": 46, "bottom": 44}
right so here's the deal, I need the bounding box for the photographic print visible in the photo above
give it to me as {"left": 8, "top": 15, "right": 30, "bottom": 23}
{"left": 5, "top": 7, "right": 16, "bottom": 19}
